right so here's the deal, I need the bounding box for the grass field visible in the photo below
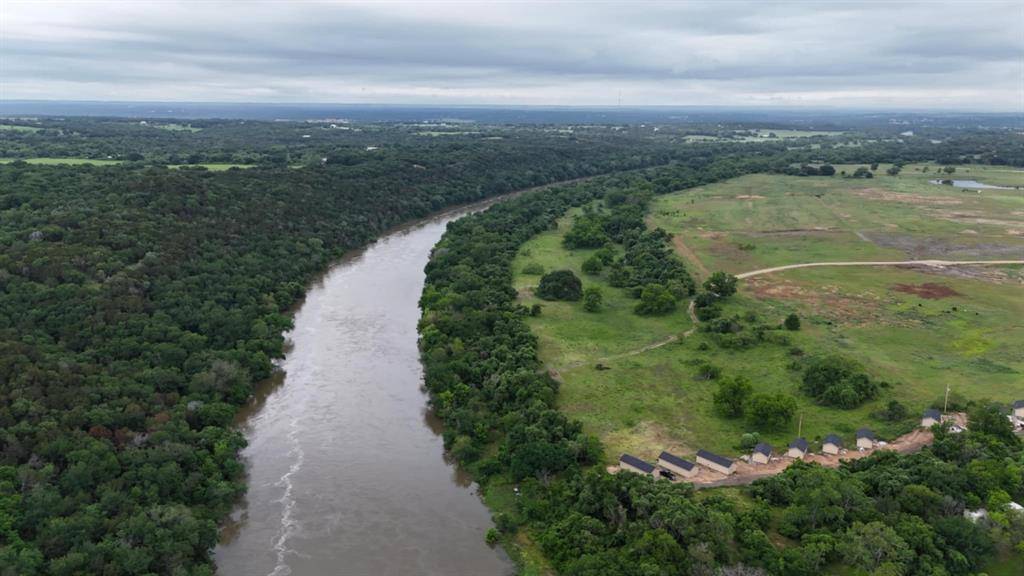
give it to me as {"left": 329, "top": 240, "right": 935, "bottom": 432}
{"left": 0, "top": 124, "right": 41, "bottom": 132}
{"left": 0, "top": 158, "right": 257, "bottom": 170}
{"left": 514, "top": 165, "right": 1024, "bottom": 464}
{"left": 153, "top": 123, "right": 201, "bottom": 132}
{"left": 0, "top": 157, "right": 123, "bottom": 166}
{"left": 166, "top": 163, "right": 254, "bottom": 171}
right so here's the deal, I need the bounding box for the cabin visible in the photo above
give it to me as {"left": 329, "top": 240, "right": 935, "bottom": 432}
{"left": 822, "top": 434, "right": 843, "bottom": 455}
{"left": 751, "top": 443, "right": 772, "bottom": 465}
{"left": 657, "top": 451, "right": 697, "bottom": 479}
{"left": 1013, "top": 400, "right": 1024, "bottom": 419}
{"left": 856, "top": 428, "right": 875, "bottom": 450}
{"left": 787, "top": 437, "right": 809, "bottom": 459}
{"left": 921, "top": 408, "right": 941, "bottom": 428}
{"left": 619, "top": 454, "right": 656, "bottom": 476}
{"left": 696, "top": 449, "right": 736, "bottom": 475}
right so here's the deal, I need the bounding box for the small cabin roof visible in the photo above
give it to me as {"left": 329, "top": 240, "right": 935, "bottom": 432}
{"left": 619, "top": 453, "right": 655, "bottom": 473}
{"left": 788, "top": 437, "right": 809, "bottom": 451}
{"left": 824, "top": 434, "right": 843, "bottom": 446}
{"left": 923, "top": 408, "right": 941, "bottom": 419}
{"left": 1014, "top": 400, "right": 1024, "bottom": 409}
{"left": 753, "top": 443, "right": 772, "bottom": 456}
{"left": 658, "top": 451, "right": 695, "bottom": 471}
{"left": 856, "top": 428, "right": 875, "bottom": 440}
{"left": 697, "top": 449, "right": 734, "bottom": 468}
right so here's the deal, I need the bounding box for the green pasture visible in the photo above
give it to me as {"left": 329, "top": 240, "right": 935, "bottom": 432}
{"left": 516, "top": 171, "right": 1024, "bottom": 464}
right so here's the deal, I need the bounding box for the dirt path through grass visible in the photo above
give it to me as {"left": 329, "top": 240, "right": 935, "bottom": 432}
{"left": 735, "top": 259, "right": 1024, "bottom": 279}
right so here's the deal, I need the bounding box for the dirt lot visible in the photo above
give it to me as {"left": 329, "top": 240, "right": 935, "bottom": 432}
{"left": 891, "top": 282, "right": 962, "bottom": 299}
{"left": 609, "top": 414, "right": 966, "bottom": 489}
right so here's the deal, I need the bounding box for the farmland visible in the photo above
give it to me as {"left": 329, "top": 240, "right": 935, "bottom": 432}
{"left": 514, "top": 164, "right": 1024, "bottom": 463}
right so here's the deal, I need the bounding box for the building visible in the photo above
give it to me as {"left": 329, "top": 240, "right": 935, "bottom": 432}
{"left": 822, "top": 434, "right": 843, "bottom": 455}
{"left": 1014, "top": 400, "right": 1024, "bottom": 419}
{"left": 751, "top": 443, "right": 772, "bottom": 465}
{"left": 619, "top": 454, "right": 655, "bottom": 476}
{"left": 696, "top": 449, "right": 736, "bottom": 475}
{"left": 787, "top": 437, "right": 809, "bottom": 459}
{"left": 657, "top": 451, "right": 697, "bottom": 479}
{"left": 856, "top": 428, "right": 875, "bottom": 450}
{"left": 921, "top": 408, "right": 941, "bottom": 428}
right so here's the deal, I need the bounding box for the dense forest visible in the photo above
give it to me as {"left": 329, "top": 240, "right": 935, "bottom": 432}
{"left": 0, "top": 124, "right": 713, "bottom": 575}
{"left": 418, "top": 139, "right": 1024, "bottom": 574}
{"left": 1, "top": 118, "right": 1022, "bottom": 574}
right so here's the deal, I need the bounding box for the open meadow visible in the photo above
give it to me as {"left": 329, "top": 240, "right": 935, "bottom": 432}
{"left": 515, "top": 164, "right": 1024, "bottom": 464}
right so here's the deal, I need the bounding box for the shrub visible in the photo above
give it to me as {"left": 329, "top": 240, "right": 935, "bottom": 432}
{"left": 783, "top": 313, "right": 801, "bottom": 331}
{"left": 536, "top": 270, "right": 583, "bottom": 301}
{"left": 582, "top": 287, "right": 603, "bottom": 312}
{"left": 581, "top": 254, "right": 604, "bottom": 275}
{"left": 703, "top": 271, "right": 738, "bottom": 299}
{"left": 694, "top": 360, "right": 721, "bottom": 381}
{"left": 800, "top": 355, "right": 879, "bottom": 408}
{"left": 746, "top": 393, "right": 797, "bottom": 429}
{"left": 714, "top": 376, "right": 753, "bottom": 418}
{"left": 634, "top": 283, "right": 676, "bottom": 315}
{"left": 522, "top": 262, "right": 545, "bottom": 275}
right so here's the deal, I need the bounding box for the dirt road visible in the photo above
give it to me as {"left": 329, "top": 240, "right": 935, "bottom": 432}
{"left": 735, "top": 259, "right": 1024, "bottom": 280}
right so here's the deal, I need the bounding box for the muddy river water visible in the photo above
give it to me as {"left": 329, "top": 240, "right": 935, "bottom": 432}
{"left": 214, "top": 203, "right": 513, "bottom": 576}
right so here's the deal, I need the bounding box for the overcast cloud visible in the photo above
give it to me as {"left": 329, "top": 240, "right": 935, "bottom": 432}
{"left": 2, "top": 0, "right": 1022, "bottom": 110}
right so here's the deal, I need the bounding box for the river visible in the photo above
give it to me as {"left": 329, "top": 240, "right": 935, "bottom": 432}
{"left": 214, "top": 203, "right": 513, "bottom": 576}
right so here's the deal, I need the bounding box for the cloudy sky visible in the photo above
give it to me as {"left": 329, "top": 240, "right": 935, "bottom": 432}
{"left": 2, "top": 1, "right": 1022, "bottom": 110}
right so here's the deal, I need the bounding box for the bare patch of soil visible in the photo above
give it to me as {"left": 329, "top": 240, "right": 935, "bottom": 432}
{"left": 735, "top": 194, "right": 766, "bottom": 200}
{"left": 857, "top": 231, "right": 1024, "bottom": 259}
{"left": 853, "top": 188, "right": 963, "bottom": 206}
{"left": 744, "top": 277, "right": 891, "bottom": 327}
{"left": 891, "top": 282, "right": 961, "bottom": 299}
{"left": 606, "top": 421, "right": 691, "bottom": 461}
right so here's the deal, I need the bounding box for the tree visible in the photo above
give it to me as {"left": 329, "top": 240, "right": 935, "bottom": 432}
{"left": 852, "top": 166, "right": 874, "bottom": 179}
{"left": 876, "top": 400, "right": 908, "bottom": 422}
{"left": 745, "top": 393, "right": 797, "bottom": 429}
{"left": 783, "top": 313, "right": 801, "bottom": 331}
{"left": 582, "top": 287, "right": 603, "bottom": 312}
{"left": 703, "top": 271, "right": 738, "bottom": 299}
{"left": 800, "top": 355, "right": 879, "bottom": 408}
{"left": 634, "top": 283, "right": 676, "bottom": 315}
{"left": 536, "top": 270, "right": 583, "bottom": 301}
{"left": 943, "top": 165, "right": 956, "bottom": 174}
{"left": 838, "top": 521, "right": 913, "bottom": 573}
{"left": 819, "top": 164, "right": 836, "bottom": 176}
{"left": 886, "top": 165, "right": 901, "bottom": 176}
{"left": 870, "top": 163, "right": 879, "bottom": 171}
{"left": 581, "top": 254, "right": 604, "bottom": 275}
{"left": 713, "top": 376, "right": 753, "bottom": 418}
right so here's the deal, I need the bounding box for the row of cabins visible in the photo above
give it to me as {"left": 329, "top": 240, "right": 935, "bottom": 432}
{"left": 622, "top": 405, "right": 995, "bottom": 482}
{"left": 621, "top": 430, "right": 880, "bottom": 480}
{"left": 619, "top": 449, "right": 737, "bottom": 479}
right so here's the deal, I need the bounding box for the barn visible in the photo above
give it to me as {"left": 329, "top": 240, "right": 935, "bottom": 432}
{"left": 657, "top": 451, "right": 697, "bottom": 478}
{"left": 787, "top": 437, "right": 808, "bottom": 459}
{"left": 619, "top": 454, "right": 655, "bottom": 476}
{"left": 696, "top": 449, "right": 736, "bottom": 475}
{"left": 856, "top": 428, "right": 875, "bottom": 450}
{"left": 751, "top": 443, "right": 772, "bottom": 465}
{"left": 921, "top": 408, "right": 941, "bottom": 428}
{"left": 822, "top": 434, "right": 843, "bottom": 455}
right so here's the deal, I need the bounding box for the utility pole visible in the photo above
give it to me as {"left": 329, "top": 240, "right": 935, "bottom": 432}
{"left": 798, "top": 413, "right": 803, "bottom": 437}
{"left": 943, "top": 383, "right": 951, "bottom": 413}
